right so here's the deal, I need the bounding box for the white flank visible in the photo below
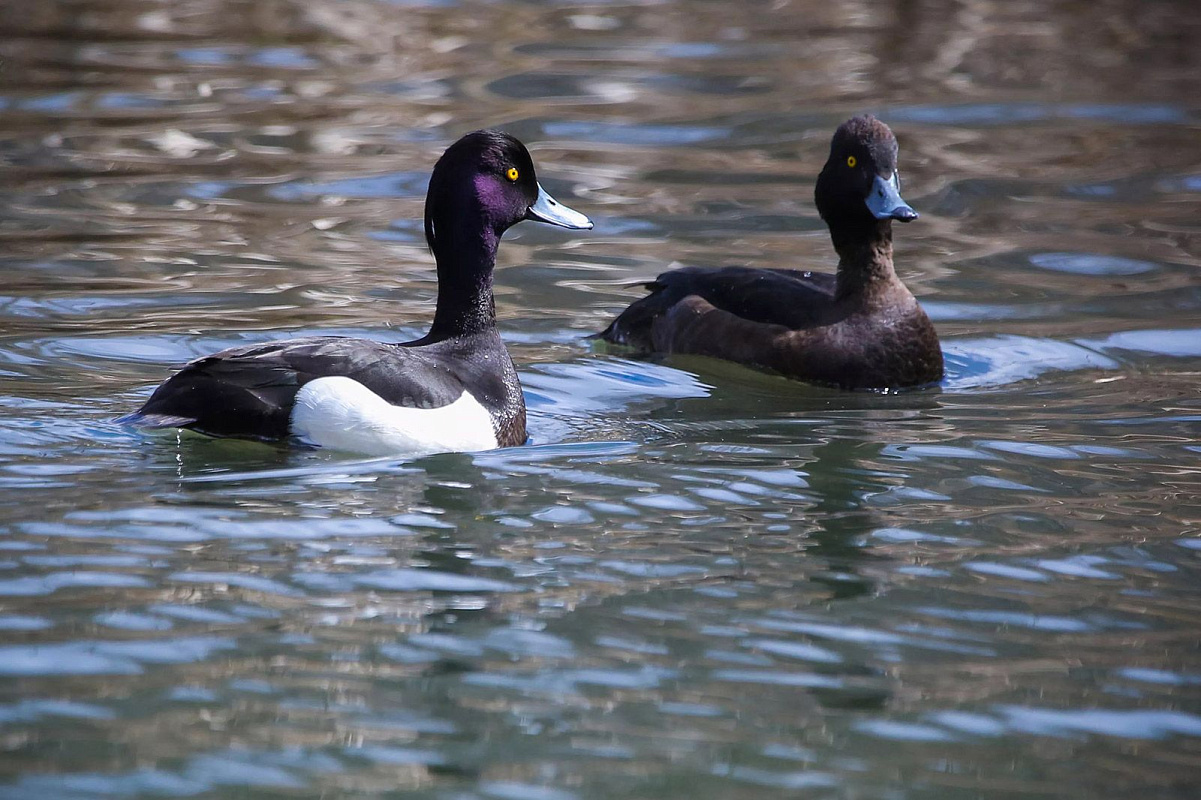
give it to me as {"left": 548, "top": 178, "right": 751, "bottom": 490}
{"left": 290, "top": 376, "right": 499, "bottom": 457}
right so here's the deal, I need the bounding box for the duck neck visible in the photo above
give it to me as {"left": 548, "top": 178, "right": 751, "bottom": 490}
{"left": 830, "top": 218, "right": 896, "bottom": 299}
{"left": 427, "top": 218, "right": 500, "bottom": 340}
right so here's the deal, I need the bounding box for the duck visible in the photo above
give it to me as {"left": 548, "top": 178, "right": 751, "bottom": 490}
{"left": 596, "top": 115, "right": 942, "bottom": 391}
{"left": 117, "top": 130, "right": 593, "bottom": 456}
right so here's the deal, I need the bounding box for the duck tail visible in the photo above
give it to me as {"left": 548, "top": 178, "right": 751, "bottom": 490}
{"left": 584, "top": 321, "right": 617, "bottom": 342}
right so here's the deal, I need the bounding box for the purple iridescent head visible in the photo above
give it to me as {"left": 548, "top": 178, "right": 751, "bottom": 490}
{"left": 815, "top": 115, "right": 917, "bottom": 227}
{"left": 424, "top": 130, "right": 592, "bottom": 252}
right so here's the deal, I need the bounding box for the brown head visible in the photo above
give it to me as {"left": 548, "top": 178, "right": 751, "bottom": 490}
{"left": 814, "top": 115, "right": 917, "bottom": 230}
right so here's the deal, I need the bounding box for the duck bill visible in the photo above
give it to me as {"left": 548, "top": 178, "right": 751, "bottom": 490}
{"left": 866, "top": 172, "right": 918, "bottom": 222}
{"left": 525, "top": 183, "right": 593, "bottom": 230}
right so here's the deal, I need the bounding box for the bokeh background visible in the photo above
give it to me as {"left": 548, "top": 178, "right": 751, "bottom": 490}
{"left": 0, "top": 1, "right": 1199, "bottom": 798}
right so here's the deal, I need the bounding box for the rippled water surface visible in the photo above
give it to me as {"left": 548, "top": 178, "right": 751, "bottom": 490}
{"left": 2, "top": 1, "right": 1200, "bottom": 797}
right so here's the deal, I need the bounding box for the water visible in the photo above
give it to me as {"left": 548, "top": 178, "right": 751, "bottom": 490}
{"left": 1, "top": 0, "right": 1200, "bottom": 797}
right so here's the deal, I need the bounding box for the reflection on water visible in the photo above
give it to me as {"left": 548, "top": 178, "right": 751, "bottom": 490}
{"left": 1, "top": 0, "right": 1200, "bottom": 797}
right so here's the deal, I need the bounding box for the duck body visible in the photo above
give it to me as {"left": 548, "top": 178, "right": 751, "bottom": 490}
{"left": 118, "top": 130, "right": 592, "bottom": 455}
{"left": 598, "top": 115, "right": 943, "bottom": 391}
{"left": 601, "top": 262, "right": 942, "bottom": 391}
{"left": 128, "top": 331, "right": 524, "bottom": 455}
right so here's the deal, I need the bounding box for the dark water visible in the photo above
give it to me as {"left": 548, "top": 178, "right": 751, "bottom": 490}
{"left": 1, "top": 1, "right": 1200, "bottom": 797}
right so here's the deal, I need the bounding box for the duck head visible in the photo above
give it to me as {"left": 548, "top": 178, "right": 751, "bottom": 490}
{"left": 424, "top": 130, "right": 592, "bottom": 253}
{"left": 422, "top": 130, "right": 592, "bottom": 338}
{"left": 814, "top": 115, "right": 917, "bottom": 228}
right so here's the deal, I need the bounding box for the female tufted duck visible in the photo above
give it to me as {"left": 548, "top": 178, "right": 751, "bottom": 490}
{"left": 117, "top": 130, "right": 592, "bottom": 456}
{"left": 597, "top": 115, "right": 942, "bottom": 391}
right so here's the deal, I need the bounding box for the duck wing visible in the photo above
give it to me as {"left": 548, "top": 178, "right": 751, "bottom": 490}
{"left": 598, "top": 266, "right": 836, "bottom": 350}
{"left": 117, "top": 336, "right": 467, "bottom": 441}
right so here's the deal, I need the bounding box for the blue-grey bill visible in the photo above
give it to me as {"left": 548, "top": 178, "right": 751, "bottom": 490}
{"left": 526, "top": 183, "right": 593, "bottom": 229}
{"left": 866, "top": 172, "right": 918, "bottom": 222}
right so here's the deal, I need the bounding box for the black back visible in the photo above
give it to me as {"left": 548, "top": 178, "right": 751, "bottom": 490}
{"left": 599, "top": 266, "right": 837, "bottom": 350}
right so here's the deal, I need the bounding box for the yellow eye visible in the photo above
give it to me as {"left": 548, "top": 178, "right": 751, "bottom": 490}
{"left": 506, "top": 167, "right": 519, "bottom": 182}
{"left": 846, "top": 155, "right": 857, "bottom": 168}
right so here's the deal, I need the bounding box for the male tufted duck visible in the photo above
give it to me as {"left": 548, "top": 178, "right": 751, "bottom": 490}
{"left": 117, "top": 130, "right": 593, "bottom": 456}
{"left": 597, "top": 115, "right": 942, "bottom": 390}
